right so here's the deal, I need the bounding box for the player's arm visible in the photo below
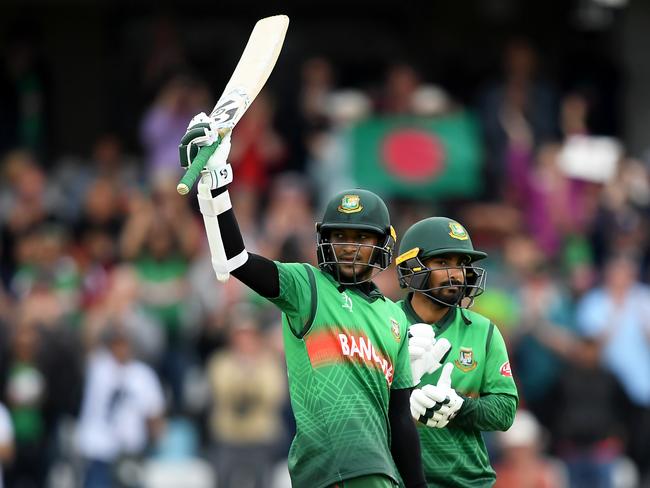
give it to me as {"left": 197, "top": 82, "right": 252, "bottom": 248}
{"left": 208, "top": 211, "right": 312, "bottom": 332}
{"left": 180, "top": 117, "right": 318, "bottom": 337}
{"left": 450, "top": 393, "right": 517, "bottom": 432}
{"left": 179, "top": 114, "right": 280, "bottom": 298}
{"left": 389, "top": 317, "right": 426, "bottom": 487}
{"left": 451, "top": 322, "right": 518, "bottom": 432}
{"left": 388, "top": 388, "right": 427, "bottom": 488}
{"left": 411, "top": 323, "right": 518, "bottom": 431}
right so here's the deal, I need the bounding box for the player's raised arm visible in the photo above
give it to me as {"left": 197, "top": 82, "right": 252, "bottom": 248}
{"left": 179, "top": 116, "right": 280, "bottom": 298}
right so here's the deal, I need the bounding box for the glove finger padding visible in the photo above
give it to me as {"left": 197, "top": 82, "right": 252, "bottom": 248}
{"left": 411, "top": 389, "right": 436, "bottom": 411}
{"left": 410, "top": 358, "right": 426, "bottom": 387}
{"left": 425, "top": 338, "right": 453, "bottom": 375}
{"left": 408, "top": 323, "right": 435, "bottom": 341}
{"left": 408, "top": 338, "right": 430, "bottom": 360}
{"left": 437, "top": 363, "right": 454, "bottom": 389}
{"left": 410, "top": 385, "right": 449, "bottom": 424}
{"left": 411, "top": 365, "right": 465, "bottom": 428}
{"left": 180, "top": 124, "right": 213, "bottom": 145}
{"left": 179, "top": 126, "right": 210, "bottom": 168}
{"left": 408, "top": 323, "right": 438, "bottom": 385}
{"left": 179, "top": 112, "right": 221, "bottom": 168}
{"left": 432, "top": 416, "right": 450, "bottom": 429}
{"left": 204, "top": 131, "right": 232, "bottom": 171}
{"left": 431, "top": 338, "right": 452, "bottom": 364}
{"left": 410, "top": 389, "right": 432, "bottom": 422}
{"left": 421, "top": 384, "right": 449, "bottom": 403}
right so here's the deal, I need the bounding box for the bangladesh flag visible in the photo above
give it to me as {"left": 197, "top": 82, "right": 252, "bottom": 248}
{"left": 351, "top": 110, "right": 483, "bottom": 200}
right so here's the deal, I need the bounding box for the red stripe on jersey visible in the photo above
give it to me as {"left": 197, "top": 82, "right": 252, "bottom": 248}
{"left": 305, "top": 328, "right": 394, "bottom": 385}
{"left": 305, "top": 330, "right": 344, "bottom": 367}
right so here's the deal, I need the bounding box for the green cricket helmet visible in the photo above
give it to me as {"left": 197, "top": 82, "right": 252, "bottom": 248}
{"left": 396, "top": 217, "right": 487, "bottom": 308}
{"left": 316, "top": 189, "right": 397, "bottom": 285}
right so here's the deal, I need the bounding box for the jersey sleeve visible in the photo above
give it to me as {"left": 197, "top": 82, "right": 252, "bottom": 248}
{"left": 452, "top": 392, "right": 517, "bottom": 432}
{"left": 266, "top": 261, "right": 315, "bottom": 337}
{"left": 481, "top": 323, "right": 518, "bottom": 399}
{"left": 390, "top": 314, "right": 414, "bottom": 390}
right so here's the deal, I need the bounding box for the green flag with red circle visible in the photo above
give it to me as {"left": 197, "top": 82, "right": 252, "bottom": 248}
{"left": 351, "top": 111, "right": 483, "bottom": 200}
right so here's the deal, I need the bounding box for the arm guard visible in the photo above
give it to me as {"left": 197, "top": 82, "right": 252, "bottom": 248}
{"left": 196, "top": 168, "right": 280, "bottom": 297}
{"left": 196, "top": 168, "right": 247, "bottom": 280}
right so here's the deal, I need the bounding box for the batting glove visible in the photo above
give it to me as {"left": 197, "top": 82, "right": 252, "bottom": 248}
{"left": 179, "top": 112, "right": 221, "bottom": 169}
{"left": 180, "top": 113, "right": 235, "bottom": 192}
{"left": 410, "top": 363, "right": 464, "bottom": 428}
{"left": 408, "top": 323, "right": 452, "bottom": 385}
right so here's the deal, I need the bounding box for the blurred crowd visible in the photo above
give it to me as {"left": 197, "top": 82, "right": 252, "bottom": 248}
{"left": 1, "top": 19, "right": 650, "bottom": 488}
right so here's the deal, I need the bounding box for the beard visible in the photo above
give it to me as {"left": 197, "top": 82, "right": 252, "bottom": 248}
{"left": 429, "top": 283, "right": 464, "bottom": 306}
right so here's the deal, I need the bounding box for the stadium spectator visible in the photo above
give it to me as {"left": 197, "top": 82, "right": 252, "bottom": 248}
{"left": 494, "top": 409, "right": 567, "bottom": 488}
{"left": 206, "top": 307, "right": 286, "bottom": 488}
{"left": 120, "top": 175, "right": 201, "bottom": 412}
{"left": 476, "top": 37, "right": 560, "bottom": 202}
{"left": 227, "top": 91, "right": 287, "bottom": 194}
{"left": 76, "top": 325, "right": 165, "bottom": 488}
{"left": 0, "top": 402, "right": 14, "bottom": 488}
{"left": 139, "top": 71, "right": 211, "bottom": 180}
{"left": 3, "top": 322, "right": 49, "bottom": 488}
{"left": 546, "top": 336, "right": 631, "bottom": 488}
{"left": 576, "top": 251, "right": 650, "bottom": 483}
{"left": 0, "top": 150, "right": 63, "bottom": 286}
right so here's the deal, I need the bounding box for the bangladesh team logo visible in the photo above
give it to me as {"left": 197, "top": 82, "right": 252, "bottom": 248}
{"left": 448, "top": 221, "right": 469, "bottom": 240}
{"left": 338, "top": 194, "right": 363, "bottom": 214}
{"left": 390, "top": 318, "right": 401, "bottom": 342}
{"left": 454, "top": 346, "right": 477, "bottom": 372}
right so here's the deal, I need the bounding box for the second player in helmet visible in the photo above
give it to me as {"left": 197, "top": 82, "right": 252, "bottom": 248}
{"left": 396, "top": 217, "right": 518, "bottom": 488}
{"left": 396, "top": 215, "right": 486, "bottom": 312}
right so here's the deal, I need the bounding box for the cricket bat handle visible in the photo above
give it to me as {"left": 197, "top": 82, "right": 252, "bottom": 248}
{"left": 176, "top": 130, "right": 229, "bottom": 195}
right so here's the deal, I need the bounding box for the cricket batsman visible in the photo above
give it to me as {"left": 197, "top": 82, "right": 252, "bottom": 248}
{"left": 395, "top": 217, "right": 518, "bottom": 487}
{"left": 178, "top": 117, "right": 427, "bottom": 488}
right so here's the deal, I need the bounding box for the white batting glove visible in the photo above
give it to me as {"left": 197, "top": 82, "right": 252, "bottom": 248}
{"left": 408, "top": 323, "right": 452, "bottom": 385}
{"left": 179, "top": 112, "right": 234, "bottom": 192}
{"left": 180, "top": 117, "right": 233, "bottom": 195}
{"left": 179, "top": 112, "right": 220, "bottom": 168}
{"left": 188, "top": 112, "right": 220, "bottom": 146}
{"left": 410, "top": 363, "right": 464, "bottom": 428}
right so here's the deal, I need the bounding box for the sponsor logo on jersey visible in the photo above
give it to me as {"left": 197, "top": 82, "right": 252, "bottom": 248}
{"left": 390, "top": 318, "right": 401, "bottom": 342}
{"left": 500, "top": 361, "right": 512, "bottom": 377}
{"left": 338, "top": 334, "right": 394, "bottom": 385}
{"left": 341, "top": 292, "right": 353, "bottom": 312}
{"left": 338, "top": 194, "right": 363, "bottom": 214}
{"left": 448, "top": 221, "right": 469, "bottom": 240}
{"left": 304, "top": 330, "right": 395, "bottom": 385}
{"left": 454, "top": 346, "right": 478, "bottom": 372}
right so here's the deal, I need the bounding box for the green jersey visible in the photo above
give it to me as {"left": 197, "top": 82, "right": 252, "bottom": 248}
{"left": 398, "top": 295, "right": 518, "bottom": 488}
{"left": 269, "top": 262, "right": 413, "bottom": 488}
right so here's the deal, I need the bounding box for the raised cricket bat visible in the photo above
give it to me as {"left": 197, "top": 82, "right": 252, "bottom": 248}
{"left": 177, "top": 14, "right": 289, "bottom": 195}
{"left": 178, "top": 14, "right": 289, "bottom": 283}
